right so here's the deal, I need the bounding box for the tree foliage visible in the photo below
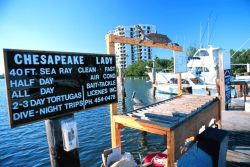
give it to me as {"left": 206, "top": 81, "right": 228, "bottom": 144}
{"left": 186, "top": 46, "right": 197, "bottom": 57}
{"left": 125, "top": 58, "right": 174, "bottom": 76}
{"left": 231, "top": 49, "right": 250, "bottom": 74}
{"left": 154, "top": 57, "right": 174, "bottom": 71}
{"left": 125, "top": 60, "right": 148, "bottom": 76}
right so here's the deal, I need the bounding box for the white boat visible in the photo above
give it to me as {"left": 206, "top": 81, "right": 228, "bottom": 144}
{"left": 235, "top": 75, "right": 250, "bottom": 81}
{"left": 148, "top": 46, "right": 220, "bottom": 95}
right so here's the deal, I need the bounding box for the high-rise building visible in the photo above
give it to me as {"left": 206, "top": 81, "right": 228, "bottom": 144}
{"left": 109, "top": 24, "right": 156, "bottom": 69}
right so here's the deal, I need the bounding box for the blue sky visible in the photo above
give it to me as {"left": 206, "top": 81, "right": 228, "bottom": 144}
{"left": 0, "top": 0, "right": 250, "bottom": 74}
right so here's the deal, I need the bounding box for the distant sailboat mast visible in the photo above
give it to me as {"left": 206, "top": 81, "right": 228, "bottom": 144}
{"left": 199, "top": 22, "right": 202, "bottom": 49}
{"left": 207, "top": 16, "right": 210, "bottom": 46}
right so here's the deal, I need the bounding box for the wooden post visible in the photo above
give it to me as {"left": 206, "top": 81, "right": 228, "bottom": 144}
{"left": 106, "top": 35, "right": 115, "bottom": 55}
{"left": 45, "top": 115, "right": 80, "bottom": 167}
{"left": 178, "top": 73, "right": 182, "bottom": 95}
{"left": 218, "top": 96, "right": 222, "bottom": 129}
{"left": 106, "top": 35, "right": 121, "bottom": 148}
{"left": 117, "top": 68, "right": 126, "bottom": 111}
{"left": 110, "top": 103, "right": 120, "bottom": 147}
{"left": 219, "top": 50, "right": 226, "bottom": 110}
{"left": 118, "top": 67, "right": 124, "bottom": 82}
{"left": 152, "top": 60, "right": 156, "bottom": 84}
{"left": 153, "top": 87, "right": 156, "bottom": 97}
{"left": 121, "top": 83, "right": 126, "bottom": 113}
{"left": 166, "top": 131, "right": 175, "bottom": 167}
{"left": 152, "top": 60, "right": 156, "bottom": 97}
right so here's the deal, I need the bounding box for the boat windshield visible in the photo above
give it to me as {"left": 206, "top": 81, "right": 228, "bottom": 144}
{"left": 188, "top": 57, "right": 200, "bottom": 60}
{"left": 169, "top": 78, "right": 190, "bottom": 84}
{"left": 188, "top": 67, "right": 209, "bottom": 73}
{"left": 195, "top": 50, "right": 209, "bottom": 57}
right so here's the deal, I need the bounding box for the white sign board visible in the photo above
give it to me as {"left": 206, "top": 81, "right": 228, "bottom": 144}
{"left": 4, "top": 49, "right": 117, "bottom": 128}
{"left": 174, "top": 54, "right": 187, "bottom": 73}
{"left": 61, "top": 119, "right": 79, "bottom": 152}
{"left": 223, "top": 53, "right": 231, "bottom": 69}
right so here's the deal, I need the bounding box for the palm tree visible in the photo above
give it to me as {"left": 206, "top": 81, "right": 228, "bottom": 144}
{"left": 186, "top": 46, "right": 197, "bottom": 57}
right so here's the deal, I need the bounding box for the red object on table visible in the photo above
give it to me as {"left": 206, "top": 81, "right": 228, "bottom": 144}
{"left": 143, "top": 153, "right": 167, "bottom": 167}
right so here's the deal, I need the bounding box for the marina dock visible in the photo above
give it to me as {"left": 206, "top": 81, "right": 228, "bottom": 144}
{"left": 222, "top": 108, "right": 250, "bottom": 166}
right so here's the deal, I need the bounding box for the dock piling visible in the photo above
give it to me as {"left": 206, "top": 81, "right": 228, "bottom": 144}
{"left": 45, "top": 115, "right": 80, "bottom": 167}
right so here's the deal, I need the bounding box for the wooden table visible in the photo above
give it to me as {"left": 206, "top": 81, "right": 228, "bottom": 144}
{"left": 109, "top": 95, "right": 221, "bottom": 167}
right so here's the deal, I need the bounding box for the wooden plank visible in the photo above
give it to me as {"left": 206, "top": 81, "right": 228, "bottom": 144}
{"left": 110, "top": 102, "right": 118, "bottom": 117}
{"left": 109, "top": 103, "right": 121, "bottom": 147}
{"left": 106, "top": 35, "right": 115, "bottom": 55}
{"left": 172, "top": 100, "right": 220, "bottom": 160}
{"left": 127, "top": 113, "right": 176, "bottom": 127}
{"left": 166, "top": 131, "right": 175, "bottom": 167}
{"left": 217, "top": 96, "right": 222, "bottom": 128}
{"left": 106, "top": 34, "right": 183, "bottom": 52}
{"left": 128, "top": 95, "right": 217, "bottom": 127}
{"left": 145, "top": 113, "right": 180, "bottom": 122}
{"left": 106, "top": 35, "right": 119, "bottom": 148}
{"left": 227, "top": 150, "right": 250, "bottom": 164}
{"left": 113, "top": 115, "right": 169, "bottom": 135}
{"left": 178, "top": 72, "right": 182, "bottom": 95}
{"left": 113, "top": 122, "right": 121, "bottom": 148}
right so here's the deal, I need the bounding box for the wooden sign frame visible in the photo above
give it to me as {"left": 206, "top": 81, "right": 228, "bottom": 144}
{"left": 106, "top": 34, "right": 183, "bottom": 167}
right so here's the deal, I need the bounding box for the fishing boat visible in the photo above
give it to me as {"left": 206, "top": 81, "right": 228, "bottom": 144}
{"left": 148, "top": 46, "right": 220, "bottom": 95}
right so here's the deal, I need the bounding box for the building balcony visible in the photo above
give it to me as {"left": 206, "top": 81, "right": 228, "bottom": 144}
{"left": 119, "top": 60, "right": 126, "bottom": 64}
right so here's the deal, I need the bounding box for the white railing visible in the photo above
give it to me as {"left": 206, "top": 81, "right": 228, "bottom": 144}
{"left": 231, "top": 63, "right": 250, "bottom": 72}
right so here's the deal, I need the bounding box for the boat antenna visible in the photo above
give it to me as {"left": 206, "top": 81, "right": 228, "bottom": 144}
{"left": 200, "top": 11, "right": 213, "bottom": 47}
{"left": 207, "top": 16, "right": 209, "bottom": 46}
{"left": 199, "top": 22, "right": 202, "bottom": 49}
{"left": 183, "top": 36, "right": 186, "bottom": 53}
{"left": 231, "top": 38, "right": 250, "bottom": 57}
{"left": 207, "top": 11, "right": 214, "bottom": 46}
{"left": 208, "top": 15, "right": 218, "bottom": 45}
{"left": 200, "top": 22, "right": 208, "bottom": 47}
